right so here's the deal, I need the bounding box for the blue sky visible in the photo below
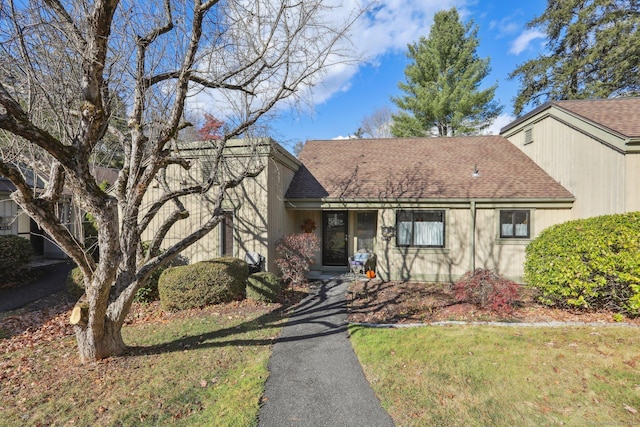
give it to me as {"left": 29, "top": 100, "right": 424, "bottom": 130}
{"left": 271, "top": 0, "right": 549, "bottom": 152}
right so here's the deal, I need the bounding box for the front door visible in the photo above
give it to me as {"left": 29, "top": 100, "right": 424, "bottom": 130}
{"left": 322, "top": 211, "right": 348, "bottom": 266}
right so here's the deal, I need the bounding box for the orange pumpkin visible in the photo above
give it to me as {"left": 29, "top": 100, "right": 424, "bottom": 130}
{"left": 366, "top": 269, "right": 376, "bottom": 279}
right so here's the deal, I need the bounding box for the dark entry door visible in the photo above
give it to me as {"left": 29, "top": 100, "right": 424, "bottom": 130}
{"left": 322, "top": 211, "right": 348, "bottom": 266}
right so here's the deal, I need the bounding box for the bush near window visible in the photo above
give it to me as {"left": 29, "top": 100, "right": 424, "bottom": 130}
{"left": 454, "top": 268, "right": 520, "bottom": 315}
{"left": 158, "top": 257, "right": 248, "bottom": 311}
{"left": 0, "top": 235, "right": 33, "bottom": 287}
{"left": 275, "top": 233, "right": 320, "bottom": 286}
{"left": 246, "top": 272, "right": 283, "bottom": 303}
{"left": 525, "top": 212, "right": 640, "bottom": 315}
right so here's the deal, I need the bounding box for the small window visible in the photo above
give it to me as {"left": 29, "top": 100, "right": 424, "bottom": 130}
{"left": 396, "top": 210, "right": 445, "bottom": 247}
{"left": 500, "top": 210, "right": 530, "bottom": 238}
{"left": 524, "top": 127, "right": 533, "bottom": 145}
{"left": 0, "top": 217, "right": 12, "bottom": 231}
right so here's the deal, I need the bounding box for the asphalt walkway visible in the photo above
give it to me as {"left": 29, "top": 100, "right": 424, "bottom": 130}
{"left": 0, "top": 260, "right": 74, "bottom": 312}
{"left": 258, "top": 275, "right": 394, "bottom": 427}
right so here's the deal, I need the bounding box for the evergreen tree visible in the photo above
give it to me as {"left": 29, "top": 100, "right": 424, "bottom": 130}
{"left": 510, "top": 0, "right": 640, "bottom": 115}
{"left": 391, "top": 8, "right": 502, "bottom": 137}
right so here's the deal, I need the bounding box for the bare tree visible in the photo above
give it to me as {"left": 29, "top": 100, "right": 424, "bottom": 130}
{"left": 358, "top": 105, "right": 394, "bottom": 138}
{"left": 0, "top": 0, "right": 360, "bottom": 362}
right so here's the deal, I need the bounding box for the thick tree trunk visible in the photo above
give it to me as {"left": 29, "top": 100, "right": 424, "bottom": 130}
{"left": 74, "top": 317, "right": 126, "bottom": 363}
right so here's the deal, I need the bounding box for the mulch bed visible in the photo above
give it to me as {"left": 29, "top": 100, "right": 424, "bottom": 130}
{"left": 346, "top": 279, "right": 640, "bottom": 325}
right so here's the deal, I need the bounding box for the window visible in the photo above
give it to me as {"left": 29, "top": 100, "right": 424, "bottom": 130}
{"left": 220, "top": 212, "right": 234, "bottom": 257}
{"left": 396, "top": 210, "right": 445, "bottom": 247}
{"left": 500, "top": 210, "right": 530, "bottom": 238}
{"left": 0, "top": 217, "right": 11, "bottom": 231}
{"left": 356, "top": 212, "right": 377, "bottom": 251}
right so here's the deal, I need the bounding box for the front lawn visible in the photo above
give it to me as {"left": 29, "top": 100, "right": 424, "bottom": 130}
{"left": 0, "top": 300, "right": 286, "bottom": 426}
{"left": 350, "top": 324, "right": 640, "bottom": 426}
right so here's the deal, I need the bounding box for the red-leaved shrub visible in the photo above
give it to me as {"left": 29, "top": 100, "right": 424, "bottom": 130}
{"left": 275, "top": 233, "right": 320, "bottom": 286}
{"left": 454, "top": 268, "right": 520, "bottom": 315}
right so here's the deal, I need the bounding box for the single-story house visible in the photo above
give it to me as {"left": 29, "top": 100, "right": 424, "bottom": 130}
{"left": 137, "top": 97, "right": 640, "bottom": 283}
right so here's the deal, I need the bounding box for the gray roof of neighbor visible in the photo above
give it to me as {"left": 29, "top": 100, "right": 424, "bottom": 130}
{"left": 285, "top": 135, "right": 574, "bottom": 201}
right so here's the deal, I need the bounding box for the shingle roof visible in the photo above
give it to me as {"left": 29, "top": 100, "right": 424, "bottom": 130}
{"left": 285, "top": 136, "right": 574, "bottom": 201}
{"left": 553, "top": 98, "right": 640, "bottom": 138}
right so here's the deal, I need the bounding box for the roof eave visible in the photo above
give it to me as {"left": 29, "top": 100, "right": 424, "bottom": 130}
{"left": 285, "top": 197, "right": 575, "bottom": 210}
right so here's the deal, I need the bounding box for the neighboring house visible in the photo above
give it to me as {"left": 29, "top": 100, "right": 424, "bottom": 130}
{"left": 500, "top": 98, "right": 640, "bottom": 219}
{"left": 144, "top": 97, "right": 640, "bottom": 283}
{"left": 0, "top": 165, "right": 119, "bottom": 259}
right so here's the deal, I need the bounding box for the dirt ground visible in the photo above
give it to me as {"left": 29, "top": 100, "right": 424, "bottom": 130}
{"left": 346, "top": 279, "right": 640, "bottom": 325}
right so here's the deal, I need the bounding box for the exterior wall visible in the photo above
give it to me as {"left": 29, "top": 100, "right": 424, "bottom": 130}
{"left": 315, "top": 205, "right": 572, "bottom": 284}
{"left": 376, "top": 208, "right": 471, "bottom": 283}
{"left": 266, "top": 155, "right": 299, "bottom": 272}
{"left": 141, "top": 140, "right": 299, "bottom": 271}
{"left": 625, "top": 153, "right": 640, "bottom": 212}
{"left": 473, "top": 207, "right": 572, "bottom": 282}
{"left": 504, "top": 114, "right": 628, "bottom": 219}
{"left": 0, "top": 195, "right": 20, "bottom": 236}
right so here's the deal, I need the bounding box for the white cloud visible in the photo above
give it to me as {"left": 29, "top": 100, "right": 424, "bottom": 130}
{"left": 509, "top": 29, "right": 545, "bottom": 55}
{"left": 482, "top": 113, "right": 515, "bottom": 135}
{"left": 304, "top": 0, "right": 467, "bottom": 105}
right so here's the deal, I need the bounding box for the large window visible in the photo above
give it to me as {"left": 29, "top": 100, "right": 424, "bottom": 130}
{"left": 397, "top": 210, "right": 445, "bottom": 247}
{"left": 500, "top": 210, "right": 530, "bottom": 238}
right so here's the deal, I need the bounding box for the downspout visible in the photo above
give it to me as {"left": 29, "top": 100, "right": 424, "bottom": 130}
{"left": 470, "top": 200, "right": 476, "bottom": 272}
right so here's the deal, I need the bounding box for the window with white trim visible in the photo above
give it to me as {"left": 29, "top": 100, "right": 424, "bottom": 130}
{"left": 396, "top": 210, "right": 445, "bottom": 247}
{"left": 500, "top": 210, "right": 530, "bottom": 238}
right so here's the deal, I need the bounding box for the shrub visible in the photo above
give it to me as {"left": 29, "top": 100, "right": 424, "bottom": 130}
{"left": 454, "top": 268, "right": 520, "bottom": 315}
{"left": 66, "top": 267, "right": 85, "bottom": 300}
{"left": 524, "top": 212, "right": 640, "bottom": 315}
{"left": 246, "top": 272, "right": 283, "bottom": 303}
{"left": 275, "top": 233, "right": 320, "bottom": 286}
{"left": 158, "top": 257, "right": 249, "bottom": 311}
{"left": 135, "top": 249, "right": 189, "bottom": 303}
{"left": 0, "top": 235, "right": 33, "bottom": 286}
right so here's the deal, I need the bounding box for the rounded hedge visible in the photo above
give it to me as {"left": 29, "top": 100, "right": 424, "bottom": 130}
{"left": 0, "top": 235, "right": 33, "bottom": 284}
{"left": 66, "top": 267, "right": 86, "bottom": 300}
{"left": 158, "top": 257, "right": 249, "bottom": 311}
{"left": 246, "top": 272, "right": 282, "bottom": 303}
{"left": 524, "top": 212, "right": 640, "bottom": 315}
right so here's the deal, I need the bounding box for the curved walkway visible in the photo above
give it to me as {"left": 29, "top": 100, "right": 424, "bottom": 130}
{"left": 258, "top": 275, "right": 394, "bottom": 427}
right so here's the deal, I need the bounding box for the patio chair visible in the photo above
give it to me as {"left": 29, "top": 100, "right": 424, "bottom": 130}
{"left": 349, "top": 249, "right": 376, "bottom": 276}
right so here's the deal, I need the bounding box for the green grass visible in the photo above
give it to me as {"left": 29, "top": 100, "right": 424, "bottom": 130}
{"left": 350, "top": 324, "right": 640, "bottom": 427}
{"left": 0, "top": 306, "right": 285, "bottom": 426}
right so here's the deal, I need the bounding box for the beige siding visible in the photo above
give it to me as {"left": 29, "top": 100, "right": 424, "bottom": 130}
{"left": 266, "top": 157, "right": 299, "bottom": 272}
{"left": 506, "top": 116, "right": 627, "bottom": 219}
{"left": 0, "top": 196, "right": 19, "bottom": 236}
{"left": 369, "top": 206, "right": 572, "bottom": 283}
{"left": 141, "top": 140, "right": 300, "bottom": 270}
{"left": 626, "top": 153, "right": 640, "bottom": 212}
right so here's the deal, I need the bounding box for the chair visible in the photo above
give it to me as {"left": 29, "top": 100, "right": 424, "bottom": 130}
{"left": 349, "top": 249, "right": 375, "bottom": 276}
{"left": 245, "top": 252, "right": 265, "bottom": 274}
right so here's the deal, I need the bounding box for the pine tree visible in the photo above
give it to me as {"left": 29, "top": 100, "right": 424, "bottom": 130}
{"left": 391, "top": 8, "right": 502, "bottom": 137}
{"left": 510, "top": 0, "right": 640, "bottom": 115}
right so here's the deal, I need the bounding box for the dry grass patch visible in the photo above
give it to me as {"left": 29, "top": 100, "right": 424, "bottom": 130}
{"left": 350, "top": 324, "right": 640, "bottom": 426}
